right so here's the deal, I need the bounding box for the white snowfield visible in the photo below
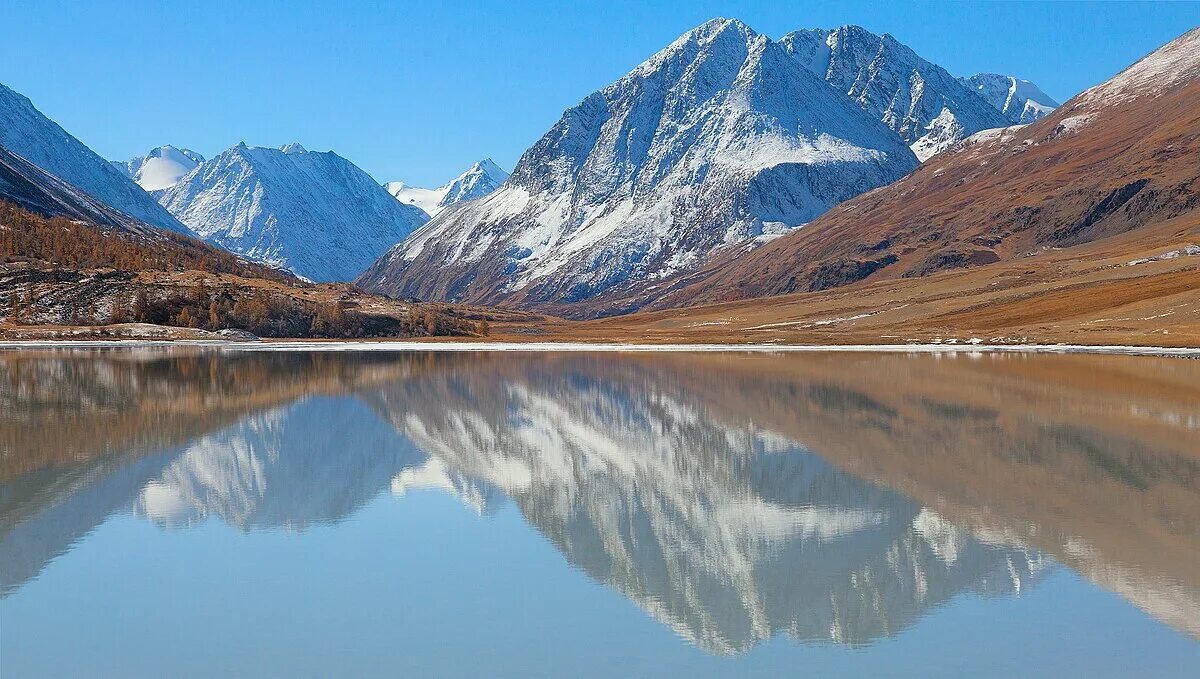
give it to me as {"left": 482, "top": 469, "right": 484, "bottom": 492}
{"left": 385, "top": 158, "right": 509, "bottom": 217}
{"left": 113, "top": 145, "right": 204, "bottom": 191}
{"left": 156, "top": 142, "right": 429, "bottom": 282}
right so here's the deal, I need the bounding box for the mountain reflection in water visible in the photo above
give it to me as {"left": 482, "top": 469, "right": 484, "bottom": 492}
{"left": 1, "top": 349, "right": 1198, "bottom": 655}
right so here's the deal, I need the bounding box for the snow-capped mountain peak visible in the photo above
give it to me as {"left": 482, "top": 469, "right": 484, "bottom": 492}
{"left": 157, "top": 143, "right": 429, "bottom": 282}
{"left": 113, "top": 145, "right": 205, "bottom": 192}
{"left": 358, "top": 18, "right": 918, "bottom": 314}
{"left": 961, "top": 73, "right": 1059, "bottom": 124}
{"left": 631, "top": 17, "right": 759, "bottom": 77}
{"left": 780, "top": 25, "right": 1011, "bottom": 161}
{"left": 0, "top": 81, "right": 192, "bottom": 234}
{"left": 443, "top": 158, "right": 509, "bottom": 204}
{"left": 385, "top": 158, "right": 509, "bottom": 217}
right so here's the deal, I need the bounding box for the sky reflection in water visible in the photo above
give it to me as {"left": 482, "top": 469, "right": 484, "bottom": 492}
{"left": 1, "top": 349, "right": 1198, "bottom": 676}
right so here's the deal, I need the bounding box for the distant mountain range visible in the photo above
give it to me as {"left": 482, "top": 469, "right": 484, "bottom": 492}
{"left": 156, "top": 143, "right": 429, "bottom": 282}
{"left": 113, "top": 145, "right": 205, "bottom": 191}
{"left": 0, "top": 19, "right": 1065, "bottom": 293}
{"left": 385, "top": 159, "right": 509, "bottom": 217}
{"left": 357, "top": 20, "right": 1070, "bottom": 311}
{"left": 960, "top": 73, "right": 1059, "bottom": 125}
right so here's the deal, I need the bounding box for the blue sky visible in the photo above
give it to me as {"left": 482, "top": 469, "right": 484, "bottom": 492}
{"left": 2, "top": 1, "right": 1197, "bottom": 186}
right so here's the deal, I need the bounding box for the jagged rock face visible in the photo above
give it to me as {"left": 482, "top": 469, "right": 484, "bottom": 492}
{"left": 0, "top": 83, "right": 191, "bottom": 234}
{"left": 385, "top": 159, "right": 509, "bottom": 217}
{"left": 961, "top": 73, "right": 1059, "bottom": 124}
{"left": 780, "top": 26, "right": 1011, "bottom": 161}
{"left": 113, "top": 145, "right": 205, "bottom": 192}
{"left": 357, "top": 19, "right": 917, "bottom": 316}
{"left": 157, "top": 143, "right": 429, "bottom": 282}
{"left": 650, "top": 26, "right": 1200, "bottom": 307}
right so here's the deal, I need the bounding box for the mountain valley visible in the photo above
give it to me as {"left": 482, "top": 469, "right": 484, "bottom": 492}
{"left": 1, "top": 19, "right": 1197, "bottom": 345}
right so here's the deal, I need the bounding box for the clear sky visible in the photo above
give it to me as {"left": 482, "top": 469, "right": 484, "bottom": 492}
{"left": 2, "top": 1, "right": 1197, "bottom": 186}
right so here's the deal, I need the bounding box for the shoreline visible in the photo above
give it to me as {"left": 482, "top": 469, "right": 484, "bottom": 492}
{"left": 0, "top": 339, "right": 1198, "bottom": 358}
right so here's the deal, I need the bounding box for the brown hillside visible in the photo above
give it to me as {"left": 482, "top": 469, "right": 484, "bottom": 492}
{"left": 0, "top": 200, "right": 540, "bottom": 339}
{"left": 524, "top": 207, "right": 1196, "bottom": 347}
{"left": 0, "top": 199, "right": 291, "bottom": 282}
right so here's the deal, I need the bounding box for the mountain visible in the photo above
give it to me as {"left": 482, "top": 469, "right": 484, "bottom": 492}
{"left": 156, "top": 143, "right": 430, "bottom": 282}
{"left": 113, "top": 145, "right": 204, "bottom": 191}
{"left": 0, "top": 83, "right": 191, "bottom": 234}
{"left": 642, "top": 28, "right": 1200, "bottom": 315}
{"left": 779, "top": 26, "right": 1011, "bottom": 160}
{"left": 0, "top": 144, "right": 156, "bottom": 232}
{"left": 357, "top": 19, "right": 917, "bottom": 315}
{"left": 385, "top": 159, "right": 509, "bottom": 217}
{"left": 961, "top": 73, "right": 1059, "bottom": 124}
{"left": 0, "top": 141, "right": 299, "bottom": 278}
{"left": 136, "top": 398, "right": 426, "bottom": 530}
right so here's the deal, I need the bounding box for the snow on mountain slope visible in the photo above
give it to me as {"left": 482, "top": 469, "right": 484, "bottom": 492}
{"left": 383, "top": 183, "right": 440, "bottom": 218}
{"left": 157, "top": 143, "right": 429, "bottom": 282}
{"left": 358, "top": 19, "right": 917, "bottom": 315}
{"left": 651, "top": 26, "right": 1200, "bottom": 310}
{"left": 386, "top": 158, "right": 509, "bottom": 217}
{"left": 780, "top": 26, "right": 1011, "bottom": 161}
{"left": 0, "top": 143, "right": 156, "bottom": 231}
{"left": 113, "top": 145, "right": 204, "bottom": 191}
{"left": 0, "top": 82, "right": 192, "bottom": 234}
{"left": 961, "top": 73, "right": 1059, "bottom": 124}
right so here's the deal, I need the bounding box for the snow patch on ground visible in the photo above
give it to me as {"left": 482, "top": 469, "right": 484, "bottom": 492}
{"left": 1053, "top": 113, "right": 1095, "bottom": 137}
{"left": 1127, "top": 244, "right": 1200, "bottom": 266}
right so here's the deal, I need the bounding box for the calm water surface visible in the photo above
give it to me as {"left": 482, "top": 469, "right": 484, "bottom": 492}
{"left": 1, "top": 349, "right": 1198, "bottom": 677}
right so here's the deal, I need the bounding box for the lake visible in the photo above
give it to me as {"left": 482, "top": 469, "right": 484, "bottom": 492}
{"left": 1, "top": 348, "right": 1198, "bottom": 677}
